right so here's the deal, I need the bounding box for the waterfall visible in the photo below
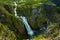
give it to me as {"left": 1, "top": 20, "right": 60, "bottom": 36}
{"left": 20, "top": 16, "right": 34, "bottom": 37}
{"left": 14, "top": 2, "right": 34, "bottom": 38}
{"left": 14, "top": 2, "right": 18, "bottom": 17}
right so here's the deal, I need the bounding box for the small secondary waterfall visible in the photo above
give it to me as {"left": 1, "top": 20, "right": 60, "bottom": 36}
{"left": 14, "top": 2, "right": 34, "bottom": 38}
{"left": 14, "top": 2, "right": 17, "bottom": 17}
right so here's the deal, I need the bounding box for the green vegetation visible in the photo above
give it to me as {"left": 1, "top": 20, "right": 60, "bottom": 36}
{"left": 0, "top": 0, "right": 60, "bottom": 40}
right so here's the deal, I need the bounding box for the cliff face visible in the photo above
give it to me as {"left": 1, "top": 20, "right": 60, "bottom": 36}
{"left": 0, "top": 3, "right": 60, "bottom": 40}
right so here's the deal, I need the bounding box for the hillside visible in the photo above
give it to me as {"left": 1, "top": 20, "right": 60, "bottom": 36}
{"left": 0, "top": 0, "right": 60, "bottom": 40}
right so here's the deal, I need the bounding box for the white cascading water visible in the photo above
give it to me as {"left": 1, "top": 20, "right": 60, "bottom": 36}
{"left": 14, "top": 2, "right": 18, "bottom": 17}
{"left": 14, "top": 2, "right": 34, "bottom": 38}
{"left": 20, "top": 16, "right": 34, "bottom": 37}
